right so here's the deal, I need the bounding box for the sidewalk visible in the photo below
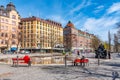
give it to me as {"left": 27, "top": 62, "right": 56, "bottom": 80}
{"left": 0, "top": 53, "right": 120, "bottom": 80}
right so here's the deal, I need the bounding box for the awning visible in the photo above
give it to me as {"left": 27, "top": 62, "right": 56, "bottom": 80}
{"left": 11, "top": 47, "right": 17, "bottom": 51}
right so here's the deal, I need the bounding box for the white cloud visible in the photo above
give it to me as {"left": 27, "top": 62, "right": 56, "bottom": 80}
{"left": 82, "top": 16, "right": 119, "bottom": 41}
{"left": 74, "top": 16, "right": 88, "bottom": 28}
{"left": 94, "top": 5, "right": 104, "bottom": 13}
{"left": 107, "top": 2, "right": 120, "bottom": 14}
{"left": 97, "top": 5, "right": 104, "bottom": 9}
{"left": 70, "top": 0, "right": 91, "bottom": 14}
{"left": 73, "top": 13, "right": 85, "bottom": 23}
{"left": 81, "top": 2, "right": 120, "bottom": 41}
{"left": 70, "top": 0, "right": 86, "bottom": 14}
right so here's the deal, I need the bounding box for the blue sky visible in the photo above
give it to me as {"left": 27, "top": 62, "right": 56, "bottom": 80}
{"left": 0, "top": 0, "right": 120, "bottom": 42}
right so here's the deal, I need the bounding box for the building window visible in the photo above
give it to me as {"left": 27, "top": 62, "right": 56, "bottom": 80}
{"left": 24, "top": 26, "right": 26, "bottom": 29}
{"left": 12, "top": 15, "right": 16, "bottom": 19}
{"left": 1, "top": 40, "right": 4, "bottom": 44}
{"left": 31, "top": 30, "right": 33, "bottom": 33}
{"left": 12, "top": 27, "right": 16, "bottom": 32}
{"left": 12, "top": 21, "right": 16, "bottom": 25}
{"left": 12, "top": 34, "right": 16, "bottom": 38}
{"left": 5, "top": 19, "right": 8, "bottom": 23}
{"left": 31, "top": 26, "right": 33, "bottom": 29}
{"left": 5, "top": 33, "right": 8, "bottom": 37}
{"left": 3, "top": 13, "right": 7, "bottom": 16}
{"left": 80, "top": 44, "right": 82, "bottom": 46}
{"left": 1, "top": 18, "right": 4, "bottom": 22}
{"left": 37, "top": 26, "right": 39, "bottom": 29}
{"left": 1, "top": 33, "right": 4, "bottom": 37}
{"left": 0, "top": 26, "right": 4, "bottom": 30}
{"left": 27, "top": 43, "right": 30, "bottom": 47}
{"left": 5, "top": 40, "right": 8, "bottom": 44}
{"left": 12, "top": 40, "right": 16, "bottom": 44}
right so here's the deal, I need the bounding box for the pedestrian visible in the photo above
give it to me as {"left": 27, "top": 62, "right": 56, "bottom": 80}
{"left": 108, "top": 51, "right": 111, "bottom": 59}
{"left": 77, "top": 50, "right": 80, "bottom": 56}
{"left": 76, "top": 50, "right": 80, "bottom": 59}
{"left": 81, "top": 56, "right": 85, "bottom": 67}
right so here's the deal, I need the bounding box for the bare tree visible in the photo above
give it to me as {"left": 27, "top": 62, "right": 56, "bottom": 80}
{"left": 91, "top": 35, "right": 101, "bottom": 51}
{"left": 6, "top": 34, "right": 11, "bottom": 50}
{"left": 114, "top": 34, "right": 119, "bottom": 52}
{"left": 16, "top": 31, "right": 22, "bottom": 52}
{"left": 16, "top": 23, "right": 22, "bottom": 52}
{"left": 50, "top": 30, "right": 63, "bottom": 53}
{"left": 116, "top": 22, "right": 120, "bottom": 28}
{"left": 114, "top": 22, "right": 120, "bottom": 52}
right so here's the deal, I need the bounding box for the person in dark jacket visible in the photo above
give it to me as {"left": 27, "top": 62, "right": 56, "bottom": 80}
{"left": 77, "top": 51, "right": 80, "bottom": 56}
{"left": 108, "top": 51, "right": 111, "bottom": 59}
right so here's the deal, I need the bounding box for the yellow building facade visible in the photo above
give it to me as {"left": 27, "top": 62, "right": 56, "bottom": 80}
{"left": 21, "top": 16, "right": 63, "bottom": 52}
{"left": 0, "top": 2, "right": 20, "bottom": 53}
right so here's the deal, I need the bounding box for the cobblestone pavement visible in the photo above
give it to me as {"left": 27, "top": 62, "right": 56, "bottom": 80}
{"left": 0, "top": 53, "right": 120, "bottom": 80}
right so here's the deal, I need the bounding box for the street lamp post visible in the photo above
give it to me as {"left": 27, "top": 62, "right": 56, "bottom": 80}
{"left": 83, "top": 31, "right": 87, "bottom": 57}
{"left": 84, "top": 29, "right": 90, "bottom": 57}
{"left": 98, "top": 53, "right": 100, "bottom": 65}
{"left": 108, "top": 31, "right": 111, "bottom": 59}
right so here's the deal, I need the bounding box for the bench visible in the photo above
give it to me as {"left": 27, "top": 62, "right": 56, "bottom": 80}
{"left": 12, "top": 55, "right": 31, "bottom": 67}
{"left": 74, "top": 58, "right": 89, "bottom": 66}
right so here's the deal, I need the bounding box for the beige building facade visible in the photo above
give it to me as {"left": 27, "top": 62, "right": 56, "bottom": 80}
{"left": 21, "top": 16, "right": 63, "bottom": 53}
{"left": 0, "top": 2, "right": 20, "bottom": 53}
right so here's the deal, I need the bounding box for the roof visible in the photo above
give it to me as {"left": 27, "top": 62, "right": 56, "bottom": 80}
{"left": 65, "top": 21, "right": 75, "bottom": 28}
{"left": 21, "top": 16, "right": 63, "bottom": 28}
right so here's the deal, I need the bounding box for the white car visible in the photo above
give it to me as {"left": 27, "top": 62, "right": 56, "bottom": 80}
{"left": 20, "top": 50, "right": 30, "bottom": 54}
{"left": 25, "top": 51, "right": 30, "bottom": 54}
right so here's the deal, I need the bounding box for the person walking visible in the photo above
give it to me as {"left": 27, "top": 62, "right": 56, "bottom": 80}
{"left": 81, "top": 56, "right": 85, "bottom": 67}
{"left": 108, "top": 51, "right": 111, "bottom": 59}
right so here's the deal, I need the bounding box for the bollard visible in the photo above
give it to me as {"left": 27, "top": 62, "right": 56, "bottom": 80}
{"left": 98, "top": 54, "right": 100, "bottom": 65}
{"left": 17, "top": 56, "right": 19, "bottom": 67}
{"left": 65, "top": 55, "right": 67, "bottom": 68}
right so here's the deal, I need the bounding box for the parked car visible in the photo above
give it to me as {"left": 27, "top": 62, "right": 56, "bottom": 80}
{"left": 25, "top": 51, "right": 30, "bottom": 54}
{"left": 3, "top": 50, "right": 14, "bottom": 54}
{"left": 20, "top": 50, "right": 30, "bottom": 54}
